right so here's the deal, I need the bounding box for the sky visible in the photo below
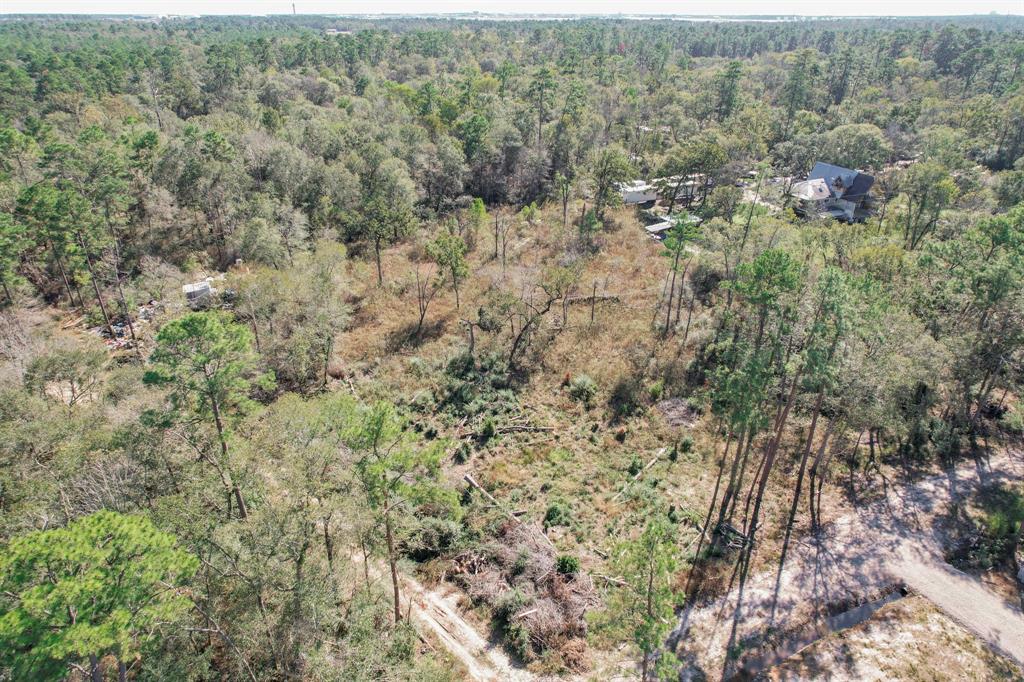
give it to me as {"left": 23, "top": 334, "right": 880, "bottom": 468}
{"left": 0, "top": 0, "right": 1020, "bottom": 16}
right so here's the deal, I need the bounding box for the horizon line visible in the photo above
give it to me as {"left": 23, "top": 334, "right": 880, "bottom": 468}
{"left": 1, "top": 10, "right": 1023, "bottom": 17}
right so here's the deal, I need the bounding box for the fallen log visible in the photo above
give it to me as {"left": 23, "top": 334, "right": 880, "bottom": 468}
{"left": 463, "top": 473, "right": 556, "bottom": 550}
{"left": 611, "top": 447, "right": 667, "bottom": 502}
{"left": 566, "top": 294, "right": 621, "bottom": 306}
{"left": 595, "top": 573, "right": 630, "bottom": 588}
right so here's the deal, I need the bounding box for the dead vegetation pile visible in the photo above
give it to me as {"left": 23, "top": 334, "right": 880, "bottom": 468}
{"left": 451, "top": 520, "right": 598, "bottom": 672}
{"left": 655, "top": 397, "right": 701, "bottom": 428}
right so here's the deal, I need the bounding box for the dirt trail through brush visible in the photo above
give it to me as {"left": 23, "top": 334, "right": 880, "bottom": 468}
{"left": 400, "top": 572, "right": 536, "bottom": 682}
{"left": 356, "top": 553, "right": 536, "bottom": 681}
{"left": 673, "top": 449, "right": 1024, "bottom": 679}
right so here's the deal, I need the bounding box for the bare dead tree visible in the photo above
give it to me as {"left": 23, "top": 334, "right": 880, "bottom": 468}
{"left": 414, "top": 263, "right": 441, "bottom": 338}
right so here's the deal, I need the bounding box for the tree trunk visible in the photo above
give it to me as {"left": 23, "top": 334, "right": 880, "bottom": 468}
{"left": 691, "top": 433, "right": 730, "bottom": 575}
{"left": 50, "top": 241, "right": 80, "bottom": 309}
{"left": 78, "top": 232, "right": 115, "bottom": 339}
{"left": 384, "top": 505, "right": 402, "bottom": 623}
{"left": 323, "top": 517, "right": 335, "bottom": 570}
{"left": 464, "top": 319, "right": 476, "bottom": 357}
{"left": 747, "top": 368, "right": 802, "bottom": 544}
{"left": 663, "top": 262, "right": 679, "bottom": 333}
{"left": 360, "top": 530, "right": 371, "bottom": 587}
{"left": 683, "top": 288, "right": 698, "bottom": 345}
{"left": 501, "top": 227, "right": 509, "bottom": 272}
{"left": 106, "top": 217, "right": 140, "bottom": 357}
{"left": 716, "top": 427, "right": 748, "bottom": 530}
{"left": 641, "top": 548, "right": 656, "bottom": 681}
{"left": 739, "top": 173, "right": 764, "bottom": 257}
{"left": 808, "top": 417, "right": 836, "bottom": 531}
{"left": 210, "top": 397, "right": 248, "bottom": 520}
{"left": 739, "top": 432, "right": 770, "bottom": 529}
{"left": 112, "top": 274, "right": 139, "bottom": 357}
{"left": 375, "top": 239, "right": 384, "bottom": 286}
{"left": 248, "top": 302, "right": 262, "bottom": 353}
{"left": 663, "top": 252, "right": 679, "bottom": 337}
{"left": 322, "top": 336, "right": 333, "bottom": 389}
{"left": 590, "top": 281, "right": 597, "bottom": 325}
{"left": 90, "top": 654, "right": 103, "bottom": 682}
{"left": 776, "top": 389, "right": 825, "bottom": 577}
{"left": 665, "top": 177, "right": 680, "bottom": 215}
{"left": 675, "top": 257, "right": 693, "bottom": 328}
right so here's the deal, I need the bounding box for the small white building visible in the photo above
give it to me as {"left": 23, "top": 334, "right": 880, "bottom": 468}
{"left": 619, "top": 180, "right": 659, "bottom": 205}
{"left": 653, "top": 175, "right": 702, "bottom": 205}
{"left": 620, "top": 175, "right": 705, "bottom": 207}
{"left": 642, "top": 213, "right": 702, "bottom": 241}
{"left": 644, "top": 220, "right": 676, "bottom": 237}
{"left": 182, "top": 279, "right": 214, "bottom": 304}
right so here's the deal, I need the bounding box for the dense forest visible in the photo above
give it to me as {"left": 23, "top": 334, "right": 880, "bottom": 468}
{"left": 1, "top": 13, "right": 1023, "bottom": 682}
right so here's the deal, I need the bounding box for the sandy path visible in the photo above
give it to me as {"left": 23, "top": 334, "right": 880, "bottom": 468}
{"left": 355, "top": 551, "right": 535, "bottom": 681}
{"left": 356, "top": 544, "right": 540, "bottom": 675}
{"left": 893, "top": 545, "right": 1024, "bottom": 667}
{"left": 672, "top": 449, "right": 1024, "bottom": 679}
{"left": 400, "top": 573, "right": 536, "bottom": 682}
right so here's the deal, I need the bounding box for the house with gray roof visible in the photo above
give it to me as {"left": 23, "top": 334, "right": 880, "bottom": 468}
{"left": 791, "top": 162, "right": 875, "bottom": 222}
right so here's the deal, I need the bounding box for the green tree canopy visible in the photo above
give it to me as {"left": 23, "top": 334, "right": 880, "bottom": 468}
{"left": 600, "top": 514, "right": 683, "bottom": 681}
{"left": 426, "top": 227, "right": 469, "bottom": 309}
{"left": 0, "top": 213, "right": 27, "bottom": 305}
{"left": 0, "top": 511, "right": 198, "bottom": 681}
{"left": 145, "top": 311, "right": 273, "bottom": 519}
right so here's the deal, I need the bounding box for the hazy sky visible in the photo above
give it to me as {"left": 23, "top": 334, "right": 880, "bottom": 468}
{"left": 0, "top": 0, "right": 1021, "bottom": 16}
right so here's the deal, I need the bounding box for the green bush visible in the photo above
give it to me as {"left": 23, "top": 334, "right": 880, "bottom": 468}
{"left": 479, "top": 415, "right": 498, "bottom": 441}
{"left": 506, "top": 621, "right": 532, "bottom": 661}
{"left": 555, "top": 554, "right": 580, "bottom": 575}
{"left": 952, "top": 486, "right": 1024, "bottom": 571}
{"left": 492, "top": 588, "right": 533, "bottom": 659}
{"left": 567, "top": 374, "right": 598, "bottom": 407}
{"left": 407, "top": 356, "right": 430, "bottom": 378}
{"left": 627, "top": 455, "right": 642, "bottom": 476}
{"left": 439, "top": 351, "right": 517, "bottom": 419}
{"left": 609, "top": 377, "right": 644, "bottom": 419}
{"left": 1001, "top": 409, "right": 1024, "bottom": 435}
{"left": 511, "top": 550, "right": 530, "bottom": 577}
{"left": 453, "top": 442, "right": 472, "bottom": 464}
{"left": 494, "top": 588, "right": 528, "bottom": 623}
{"left": 544, "top": 501, "right": 572, "bottom": 529}
{"left": 403, "top": 517, "right": 464, "bottom": 561}
{"left": 388, "top": 620, "right": 418, "bottom": 662}
{"left": 648, "top": 379, "right": 664, "bottom": 401}
{"left": 930, "top": 419, "right": 964, "bottom": 460}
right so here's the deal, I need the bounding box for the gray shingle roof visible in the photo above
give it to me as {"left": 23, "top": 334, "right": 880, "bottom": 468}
{"left": 807, "top": 162, "right": 875, "bottom": 203}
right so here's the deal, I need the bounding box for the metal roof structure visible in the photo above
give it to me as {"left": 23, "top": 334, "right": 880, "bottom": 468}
{"left": 806, "top": 162, "right": 875, "bottom": 203}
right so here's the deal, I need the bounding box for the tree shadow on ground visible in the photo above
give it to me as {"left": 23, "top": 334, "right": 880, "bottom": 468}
{"left": 385, "top": 318, "right": 447, "bottom": 353}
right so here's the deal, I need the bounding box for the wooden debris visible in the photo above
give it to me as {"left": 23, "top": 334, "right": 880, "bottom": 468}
{"left": 611, "top": 447, "right": 666, "bottom": 502}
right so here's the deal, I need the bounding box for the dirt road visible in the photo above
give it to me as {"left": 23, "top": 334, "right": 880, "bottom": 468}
{"left": 355, "top": 551, "right": 535, "bottom": 681}
{"left": 400, "top": 573, "right": 536, "bottom": 682}
{"left": 672, "top": 449, "right": 1024, "bottom": 679}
